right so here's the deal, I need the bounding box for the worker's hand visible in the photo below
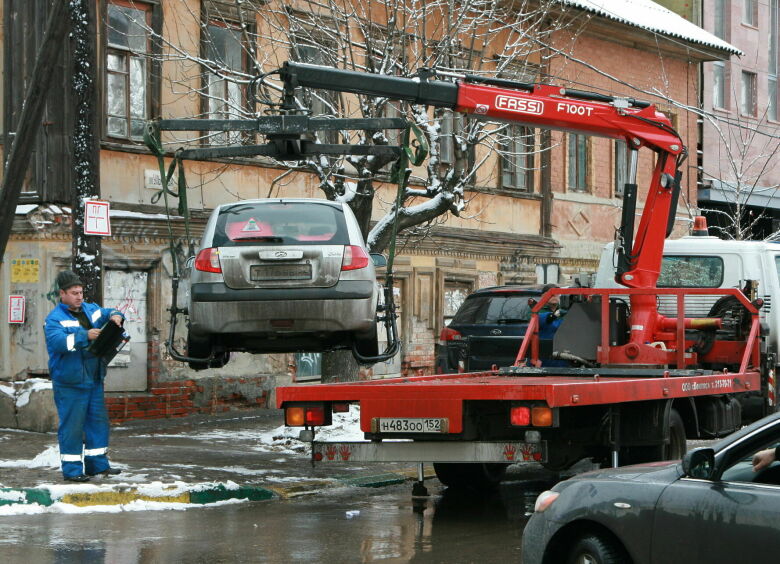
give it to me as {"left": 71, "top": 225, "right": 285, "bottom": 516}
{"left": 752, "top": 449, "right": 776, "bottom": 472}
{"left": 87, "top": 328, "right": 102, "bottom": 341}
{"left": 110, "top": 315, "right": 123, "bottom": 326}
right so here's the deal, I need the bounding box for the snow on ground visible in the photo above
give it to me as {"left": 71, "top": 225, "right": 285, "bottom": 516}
{"left": 15, "top": 379, "right": 52, "bottom": 408}
{"left": 0, "top": 498, "right": 247, "bottom": 516}
{"left": 0, "top": 445, "right": 60, "bottom": 468}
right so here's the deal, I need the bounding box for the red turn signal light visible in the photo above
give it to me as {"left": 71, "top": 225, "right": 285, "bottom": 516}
{"left": 332, "top": 402, "right": 350, "bottom": 413}
{"left": 341, "top": 245, "right": 369, "bottom": 271}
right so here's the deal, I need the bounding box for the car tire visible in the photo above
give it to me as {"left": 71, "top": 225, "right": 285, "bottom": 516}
{"left": 187, "top": 334, "right": 213, "bottom": 371}
{"left": 433, "top": 462, "right": 508, "bottom": 491}
{"left": 567, "top": 534, "right": 628, "bottom": 564}
{"left": 352, "top": 325, "right": 379, "bottom": 361}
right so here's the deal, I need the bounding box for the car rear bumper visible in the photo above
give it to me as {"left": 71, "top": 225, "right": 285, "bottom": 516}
{"left": 189, "top": 281, "right": 376, "bottom": 335}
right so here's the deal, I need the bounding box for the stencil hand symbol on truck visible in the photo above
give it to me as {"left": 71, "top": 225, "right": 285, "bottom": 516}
{"left": 325, "top": 445, "right": 338, "bottom": 461}
{"left": 503, "top": 444, "right": 517, "bottom": 461}
{"left": 339, "top": 445, "right": 352, "bottom": 461}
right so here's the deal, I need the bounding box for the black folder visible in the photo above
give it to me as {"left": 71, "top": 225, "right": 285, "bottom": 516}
{"left": 87, "top": 321, "right": 131, "bottom": 364}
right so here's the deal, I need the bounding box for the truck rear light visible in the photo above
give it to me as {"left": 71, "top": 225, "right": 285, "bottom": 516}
{"left": 332, "top": 402, "right": 350, "bottom": 413}
{"left": 439, "top": 327, "right": 463, "bottom": 343}
{"left": 510, "top": 406, "right": 531, "bottom": 426}
{"left": 532, "top": 406, "right": 553, "bottom": 427}
{"left": 194, "top": 248, "right": 221, "bottom": 273}
{"left": 341, "top": 245, "right": 369, "bottom": 271}
{"left": 285, "top": 404, "right": 331, "bottom": 427}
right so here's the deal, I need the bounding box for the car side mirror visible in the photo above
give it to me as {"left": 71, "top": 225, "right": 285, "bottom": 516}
{"left": 371, "top": 253, "right": 387, "bottom": 268}
{"left": 682, "top": 447, "right": 715, "bottom": 480}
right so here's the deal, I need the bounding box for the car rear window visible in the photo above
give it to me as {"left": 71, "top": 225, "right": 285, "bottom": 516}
{"left": 657, "top": 255, "right": 724, "bottom": 288}
{"left": 451, "top": 294, "right": 535, "bottom": 325}
{"left": 211, "top": 202, "right": 351, "bottom": 247}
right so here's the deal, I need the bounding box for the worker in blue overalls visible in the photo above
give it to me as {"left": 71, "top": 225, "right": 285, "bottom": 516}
{"left": 44, "top": 270, "right": 125, "bottom": 482}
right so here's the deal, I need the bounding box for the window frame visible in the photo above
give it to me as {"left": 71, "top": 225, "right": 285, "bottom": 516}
{"left": 567, "top": 133, "right": 589, "bottom": 193}
{"left": 743, "top": 0, "right": 757, "bottom": 26}
{"left": 712, "top": 61, "right": 728, "bottom": 110}
{"left": 713, "top": 0, "right": 728, "bottom": 39}
{"left": 500, "top": 125, "right": 535, "bottom": 192}
{"left": 102, "top": 0, "right": 160, "bottom": 144}
{"left": 740, "top": 70, "right": 758, "bottom": 117}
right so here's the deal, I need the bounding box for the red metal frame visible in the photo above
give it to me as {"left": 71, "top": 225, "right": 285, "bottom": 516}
{"left": 516, "top": 287, "right": 760, "bottom": 370}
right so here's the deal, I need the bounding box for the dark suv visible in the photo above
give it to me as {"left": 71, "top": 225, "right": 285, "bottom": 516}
{"left": 436, "top": 286, "right": 542, "bottom": 373}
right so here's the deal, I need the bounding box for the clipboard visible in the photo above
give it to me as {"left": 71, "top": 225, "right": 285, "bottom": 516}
{"left": 87, "top": 321, "right": 131, "bottom": 365}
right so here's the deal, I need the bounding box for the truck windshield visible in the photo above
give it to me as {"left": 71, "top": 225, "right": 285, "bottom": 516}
{"left": 657, "top": 256, "right": 723, "bottom": 288}
{"left": 452, "top": 294, "right": 535, "bottom": 325}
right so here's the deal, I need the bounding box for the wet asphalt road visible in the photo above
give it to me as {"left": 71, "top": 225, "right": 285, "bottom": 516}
{"left": 0, "top": 477, "right": 547, "bottom": 564}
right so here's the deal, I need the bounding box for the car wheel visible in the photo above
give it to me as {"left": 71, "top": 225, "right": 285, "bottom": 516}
{"left": 433, "top": 463, "right": 508, "bottom": 491}
{"left": 567, "top": 534, "right": 628, "bottom": 564}
{"left": 352, "top": 325, "right": 379, "bottom": 361}
{"left": 187, "top": 334, "right": 213, "bottom": 371}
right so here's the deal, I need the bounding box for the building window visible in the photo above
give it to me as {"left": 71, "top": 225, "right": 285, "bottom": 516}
{"left": 105, "top": 1, "right": 152, "bottom": 141}
{"left": 203, "top": 21, "right": 248, "bottom": 145}
{"left": 770, "top": 0, "right": 779, "bottom": 120}
{"left": 713, "top": 61, "right": 727, "bottom": 109}
{"left": 741, "top": 71, "right": 757, "bottom": 116}
{"left": 614, "top": 140, "right": 628, "bottom": 198}
{"left": 439, "top": 110, "right": 476, "bottom": 177}
{"left": 500, "top": 126, "right": 534, "bottom": 192}
{"left": 443, "top": 280, "right": 473, "bottom": 326}
{"left": 568, "top": 133, "right": 588, "bottom": 192}
{"left": 713, "top": 0, "right": 727, "bottom": 39}
{"left": 743, "top": 0, "right": 757, "bottom": 26}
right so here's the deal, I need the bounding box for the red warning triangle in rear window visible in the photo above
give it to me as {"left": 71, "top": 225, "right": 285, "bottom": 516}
{"left": 242, "top": 218, "right": 263, "bottom": 232}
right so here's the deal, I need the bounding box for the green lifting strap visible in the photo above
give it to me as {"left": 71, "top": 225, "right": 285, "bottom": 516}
{"left": 143, "top": 121, "right": 193, "bottom": 275}
{"left": 386, "top": 122, "right": 428, "bottom": 274}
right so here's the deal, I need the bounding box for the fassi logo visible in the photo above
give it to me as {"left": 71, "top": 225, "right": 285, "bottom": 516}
{"left": 495, "top": 95, "right": 544, "bottom": 115}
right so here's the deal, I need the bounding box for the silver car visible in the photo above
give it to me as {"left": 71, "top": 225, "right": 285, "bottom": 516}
{"left": 187, "top": 198, "right": 381, "bottom": 369}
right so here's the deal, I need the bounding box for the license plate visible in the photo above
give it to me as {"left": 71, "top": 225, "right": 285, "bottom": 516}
{"left": 251, "top": 263, "right": 311, "bottom": 281}
{"left": 374, "top": 418, "right": 448, "bottom": 433}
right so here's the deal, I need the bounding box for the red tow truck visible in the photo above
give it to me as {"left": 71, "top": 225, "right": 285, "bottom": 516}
{"left": 274, "top": 62, "right": 772, "bottom": 490}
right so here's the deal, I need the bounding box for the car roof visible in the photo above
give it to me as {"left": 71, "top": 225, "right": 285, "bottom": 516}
{"left": 214, "top": 198, "right": 343, "bottom": 213}
{"left": 711, "top": 410, "right": 780, "bottom": 454}
{"left": 467, "top": 285, "right": 544, "bottom": 296}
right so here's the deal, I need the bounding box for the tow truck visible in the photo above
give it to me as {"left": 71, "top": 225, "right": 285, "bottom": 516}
{"left": 152, "top": 61, "right": 773, "bottom": 491}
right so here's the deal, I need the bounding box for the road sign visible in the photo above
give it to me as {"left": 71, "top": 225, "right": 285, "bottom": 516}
{"left": 8, "top": 295, "right": 25, "bottom": 323}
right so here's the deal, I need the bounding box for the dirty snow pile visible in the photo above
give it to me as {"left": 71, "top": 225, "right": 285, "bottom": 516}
{"left": 255, "top": 404, "right": 365, "bottom": 455}
{"left": 0, "top": 445, "right": 60, "bottom": 469}
{"left": 0, "top": 378, "right": 52, "bottom": 408}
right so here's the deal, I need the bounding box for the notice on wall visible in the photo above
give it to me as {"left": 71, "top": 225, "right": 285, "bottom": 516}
{"left": 8, "top": 295, "right": 25, "bottom": 324}
{"left": 84, "top": 200, "right": 111, "bottom": 236}
{"left": 10, "top": 259, "right": 39, "bottom": 284}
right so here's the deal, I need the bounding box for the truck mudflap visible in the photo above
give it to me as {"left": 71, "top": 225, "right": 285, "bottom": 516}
{"left": 312, "top": 440, "right": 547, "bottom": 464}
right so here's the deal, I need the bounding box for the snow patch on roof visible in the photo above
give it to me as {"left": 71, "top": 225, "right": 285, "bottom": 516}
{"left": 560, "top": 0, "right": 742, "bottom": 56}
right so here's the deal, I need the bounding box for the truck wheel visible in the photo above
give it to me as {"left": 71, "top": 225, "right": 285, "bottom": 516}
{"left": 567, "top": 533, "right": 628, "bottom": 564}
{"left": 621, "top": 408, "right": 686, "bottom": 464}
{"left": 433, "top": 463, "right": 508, "bottom": 491}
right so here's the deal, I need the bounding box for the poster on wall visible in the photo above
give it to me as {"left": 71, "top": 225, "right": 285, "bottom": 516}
{"left": 8, "top": 295, "right": 25, "bottom": 324}
{"left": 84, "top": 200, "right": 111, "bottom": 236}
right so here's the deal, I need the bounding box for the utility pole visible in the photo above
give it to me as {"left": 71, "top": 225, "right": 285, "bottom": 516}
{"left": 69, "top": 0, "right": 103, "bottom": 304}
{"left": 0, "top": 0, "right": 70, "bottom": 262}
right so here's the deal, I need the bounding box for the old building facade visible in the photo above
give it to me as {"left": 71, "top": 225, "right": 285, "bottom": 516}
{"left": 0, "top": 0, "right": 734, "bottom": 420}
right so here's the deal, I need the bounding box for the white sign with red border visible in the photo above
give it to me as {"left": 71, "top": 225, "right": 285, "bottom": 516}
{"left": 84, "top": 200, "right": 111, "bottom": 236}
{"left": 8, "top": 295, "right": 25, "bottom": 324}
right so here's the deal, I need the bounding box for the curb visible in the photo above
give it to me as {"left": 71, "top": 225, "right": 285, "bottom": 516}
{"left": 0, "top": 467, "right": 435, "bottom": 508}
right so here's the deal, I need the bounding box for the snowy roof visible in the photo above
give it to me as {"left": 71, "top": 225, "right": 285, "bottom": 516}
{"left": 559, "top": 0, "right": 742, "bottom": 57}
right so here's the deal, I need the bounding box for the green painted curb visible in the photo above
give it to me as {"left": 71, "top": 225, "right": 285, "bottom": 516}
{"left": 190, "top": 485, "right": 275, "bottom": 504}
{"left": 0, "top": 488, "right": 53, "bottom": 507}
{"left": 339, "top": 472, "right": 407, "bottom": 488}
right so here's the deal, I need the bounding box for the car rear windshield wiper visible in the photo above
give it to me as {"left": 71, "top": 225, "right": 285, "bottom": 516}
{"left": 497, "top": 318, "right": 530, "bottom": 324}
{"left": 231, "top": 235, "right": 284, "bottom": 242}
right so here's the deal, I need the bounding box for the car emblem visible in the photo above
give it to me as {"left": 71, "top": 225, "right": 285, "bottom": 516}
{"left": 275, "top": 251, "right": 287, "bottom": 258}
{"left": 490, "top": 329, "right": 502, "bottom": 335}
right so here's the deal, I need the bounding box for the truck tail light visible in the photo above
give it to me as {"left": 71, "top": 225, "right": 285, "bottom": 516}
{"left": 332, "top": 402, "right": 350, "bottom": 413}
{"left": 532, "top": 406, "right": 553, "bottom": 427}
{"left": 439, "top": 327, "right": 463, "bottom": 344}
{"left": 194, "top": 248, "right": 221, "bottom": 273}
{"left": 510, "top": 406, "right": 531, "bottom": 426}
{"left": 341, "top": 245, "right": 369, "bottom": 271}
{"left": 285, "top": 404, "right": 328, "bottom": 426}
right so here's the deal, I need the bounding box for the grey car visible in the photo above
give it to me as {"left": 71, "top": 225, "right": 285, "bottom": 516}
{"left": 522, "top": 411, "right": 780, "bottom": 564}
{"left": 187, "top": 198, "right": 381, "bottom": 369}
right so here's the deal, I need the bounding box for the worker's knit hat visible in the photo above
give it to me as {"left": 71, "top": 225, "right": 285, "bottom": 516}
{"left": 56, "top": 270, "right": 83, "bottom": 291}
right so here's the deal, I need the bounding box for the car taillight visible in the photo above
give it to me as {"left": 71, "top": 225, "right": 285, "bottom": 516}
{"left": 534, "top": 490, "right": 559, "bottom": 513}
{"left": 439, "top": 327, "right": 463, "bottom": 344}
{"left": 341, "top": 245, "right": 369, "bottom": 271}
{"left": 194, "top": 248, "right": 221, "bottom": 273}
